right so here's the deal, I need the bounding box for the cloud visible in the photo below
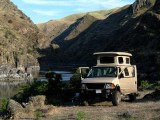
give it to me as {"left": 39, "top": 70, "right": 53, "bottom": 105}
{"left": 22, "top": 0, "right": 133, "bottom": 8}
{"left": 22, "top": 0, "right": 74, "bottom": 6}
{"left": 74, "top": 0, "right": 133, "bottom": 13}
{"left": 33, "top": 10, "right": 59, "bottom": 16}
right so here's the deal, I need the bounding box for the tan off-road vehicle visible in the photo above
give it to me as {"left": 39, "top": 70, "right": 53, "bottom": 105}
{"left": 80, "top": 52, "right": 137, "bottom": 106}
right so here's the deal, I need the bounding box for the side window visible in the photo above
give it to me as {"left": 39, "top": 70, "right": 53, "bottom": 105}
{"left": 118, "top": 57, "right": 123, "bottom": 64}
{"left": 124, "top": 66, "right": 135, "bottom": 77}
{"left": 100, "top": 57, "right": 114, "bottom": 64}
{"left": 130, "top": 67, "right": 135, "bottom": 77}
{"left": 124, "top": 68, "right": 129, "bottom": 76}
{"left": 126, "top": 58, "right": 130, "bottom": 64}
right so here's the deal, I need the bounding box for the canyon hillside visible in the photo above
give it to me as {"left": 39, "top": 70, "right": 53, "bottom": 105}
{"left": 37, "top": 9, "right": 118, "bottom": 67}
{"left": 0, "top": 0, "right": 48, "bottom": 70}
{"left": 38, "top": 0, "right": 160, "bottom": 79}
{"left": 1, "top": 0, "right": 160, "bottom": 79}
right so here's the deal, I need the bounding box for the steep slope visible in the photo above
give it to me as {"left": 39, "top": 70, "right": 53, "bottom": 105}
{"left": 63, "top": 0, "right": 156, "bottom": 59}
{"left": 37, "top": 9, "right": 117, "bottom": 45}
{"left": 60, "top": 0, "right": 159, "bottom": 78}
{"left": 37, "top": 9, "right": 117, "bottom": 67}
{"left": 103, "top": 0, "right": 160, "bottom": 74}
{"left": 38, "top": 0, "right": 160, "bottom": 79}
{"left": 53, "top": 14, "right": 100, "bottom": 45}
{"left": 0, "top": 0, "right": 48, "bottom": 69}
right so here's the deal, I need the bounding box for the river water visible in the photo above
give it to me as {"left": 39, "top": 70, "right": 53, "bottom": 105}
{"left": 0, "top": 81, "right": 26, "bottom": 99}
{"left": 0, "top": 71, "right": 73, "bottom": 99}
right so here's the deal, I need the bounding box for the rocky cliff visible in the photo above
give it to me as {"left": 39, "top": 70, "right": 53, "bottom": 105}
{"left": 131, "top": 0, "right": 152, "bottom": 14}
{"left": 0, "top": 0, "right": 48, "bottom": 72}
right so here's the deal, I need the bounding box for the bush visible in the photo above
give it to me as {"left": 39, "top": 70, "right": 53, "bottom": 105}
{"left": 13, "top": 81, "right": 48, "bottom": 103}
{"left": 76, "top": 111, "right": 87, "bottom": 120}
{"left": 5, "top": 30, "right": 15, "bottom": 39}
{"left": 70, "top": 73, "right": 81, "bottom": 90}
{"left": 45, "top": 72, "right": 55, "bottom": 80}
{"left": 139, "top": 80, "right": 155, "bottom": 90}
{"left": 35, "top": 111, "right": 42, "bottom": 120}
{"left": 0, "top": 98, "right": 8, "bottom": 112}
{"left": 13, "top": 72, "right": 70, "bottom": 105}
{"left": 20, "top": 16, "right": 25, "bottom": 19}
{"left": 70, "top": 69, "right": 81, "bottom": 91}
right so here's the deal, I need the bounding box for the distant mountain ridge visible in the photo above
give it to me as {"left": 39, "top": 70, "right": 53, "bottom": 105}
{"left": 37, "top": 9, "right": 117, "bottom": 46}
{"left": 37, "top": 9, "right": 118, "bottom": 67}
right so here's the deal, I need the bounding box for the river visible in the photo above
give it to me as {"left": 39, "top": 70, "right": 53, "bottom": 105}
{"left": 0, "top": 71, "right": 73, "bottom": 99}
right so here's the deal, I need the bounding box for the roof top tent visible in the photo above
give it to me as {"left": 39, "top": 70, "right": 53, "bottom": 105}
{"left": 94, "top": 52, "right": 132, "bottom": 66}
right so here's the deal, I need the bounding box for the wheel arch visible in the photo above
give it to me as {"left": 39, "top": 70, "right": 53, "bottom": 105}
{"left": 115, "top": 85, "right": 121, "bottom": 92}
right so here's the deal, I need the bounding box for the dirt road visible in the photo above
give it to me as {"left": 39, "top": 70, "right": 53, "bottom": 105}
{"left": 48, "top": 91, "right": 160, "bottom": 120}
{"left": 1, "top": 91, "right": 159, "bottom": 120}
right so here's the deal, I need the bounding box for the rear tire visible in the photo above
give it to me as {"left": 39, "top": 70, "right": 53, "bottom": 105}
{"left": 112, "top": 91, "right": 121, "bottom": 106}
{"left": 129, "top": 93, "right": 136, "bottom": 102}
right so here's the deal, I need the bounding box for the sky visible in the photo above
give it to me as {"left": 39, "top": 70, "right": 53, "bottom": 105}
{"left": 10, "top": 0, "right": 135, "bottom": 24}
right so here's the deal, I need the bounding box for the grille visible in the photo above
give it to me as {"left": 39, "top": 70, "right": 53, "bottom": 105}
{"left": 86, "top": 83, "right": 105, "bottom": 89}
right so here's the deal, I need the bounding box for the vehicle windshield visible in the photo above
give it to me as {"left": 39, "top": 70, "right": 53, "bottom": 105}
{"left": 87, "top": 67, "right": 117, "bottom": 78}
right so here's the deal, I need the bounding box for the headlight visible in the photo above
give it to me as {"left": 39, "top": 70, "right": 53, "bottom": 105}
{"left": 105, "top": 83, "right": 115, "bottom": 89}
{"left": 81, "top": 84, "right": 86, "bottom": 89}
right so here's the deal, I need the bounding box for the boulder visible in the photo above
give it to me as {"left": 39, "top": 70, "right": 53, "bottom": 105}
{"left": 7, "top": 99, "right": 24, "bottom": 115}
{"left": 26, "top": 95, "right": 46, "bottom": 110}
{"left": 7, "top": 96, "right": 58, "bottom": 119}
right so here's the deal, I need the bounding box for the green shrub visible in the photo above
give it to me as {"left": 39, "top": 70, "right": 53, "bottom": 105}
{"left": 0, "top": 98, "right": 8, "bottom": 112}
{"left": 35, "top": 111, "right": 42, "bottom": 120}
{"left": 45, "top": 72, "right": 55, "bottom": 80}
{"left": 76, "top": 111, "right": 87, "bottom": 120}
{"left": 70, "top": 69, "right": 81, "bottom": 91}
{"left": 13, "top": 72, "right": 67, "bottom": 105}
{"left": 13, "top": 81, "right": 48, "bottom": 103}
{"left": 4, "top": 30, "right": 15, "bottom": 39}
{"left": 20, "top": 16, "right": 25, "bottom": 19}
{"left": 139, "top": 80, "right": 155, "bottom": 90}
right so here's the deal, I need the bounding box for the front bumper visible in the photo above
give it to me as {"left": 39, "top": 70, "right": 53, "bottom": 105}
{"left": 80, "top": 88, "right": 115, "bottom": 99}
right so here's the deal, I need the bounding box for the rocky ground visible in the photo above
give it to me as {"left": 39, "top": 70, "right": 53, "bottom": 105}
{"left": 1, "top": 90, "right": 160, "bottom": 120}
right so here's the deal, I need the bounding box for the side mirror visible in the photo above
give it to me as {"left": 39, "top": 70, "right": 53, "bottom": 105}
{"left": 82, "top": 74, "right": 87, "bottom": 78}
{"left": 78, "top": 67, "right": 89, "bottom": 80}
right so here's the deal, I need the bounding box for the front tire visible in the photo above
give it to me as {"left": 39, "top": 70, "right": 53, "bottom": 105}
{"left": 112, "top": 91, "right": 121, "bottom": 106}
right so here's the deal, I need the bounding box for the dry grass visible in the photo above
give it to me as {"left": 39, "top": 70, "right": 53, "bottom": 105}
{"left": 44, "top": 91, "right": 160, "bottom": 120}
{"left": 52, "top": 101, "right": 160, "bottom": 120}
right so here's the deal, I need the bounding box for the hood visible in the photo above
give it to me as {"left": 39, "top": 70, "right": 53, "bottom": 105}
{"left": 81, "top": 77, "right": 117, "bottom": 83}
